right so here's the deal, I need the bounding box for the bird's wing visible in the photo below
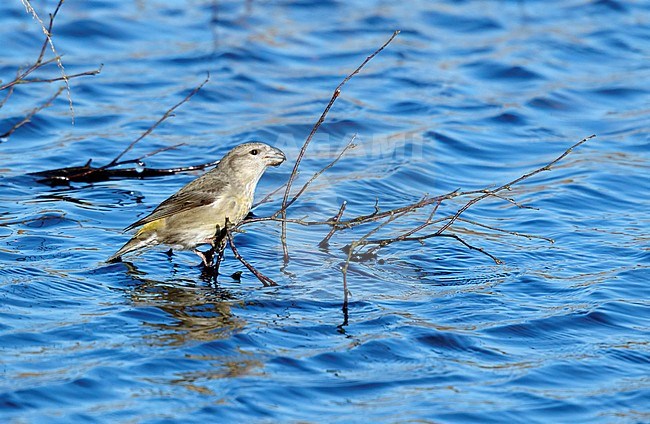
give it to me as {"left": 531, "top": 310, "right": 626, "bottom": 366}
{"left": 124, "top": 189, "right": 221, "bottom": 232}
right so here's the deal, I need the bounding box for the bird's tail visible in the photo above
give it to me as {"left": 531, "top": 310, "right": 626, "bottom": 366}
{"left": 107, "top": 231, "right": 157, "bottom": 263}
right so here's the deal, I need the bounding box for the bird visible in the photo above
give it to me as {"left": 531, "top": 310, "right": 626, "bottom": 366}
{"left": 107, "top": 142, "right": 286, "bottom": 265}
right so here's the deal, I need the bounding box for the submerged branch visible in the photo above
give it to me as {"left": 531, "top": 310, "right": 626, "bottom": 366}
{"left": 31, "top": 160, "right": 220, "bottom": 185}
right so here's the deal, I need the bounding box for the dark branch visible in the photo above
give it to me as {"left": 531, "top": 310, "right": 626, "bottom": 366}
{"left": 31, "top": 160, "right": 220, "bottom": 185}
{"left": 225, "top": 222, "right": 277, "bottom": 287}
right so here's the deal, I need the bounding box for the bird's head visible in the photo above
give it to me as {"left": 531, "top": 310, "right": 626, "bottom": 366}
{"left": 219, "top": 142, "right": 286, "bottom": 185}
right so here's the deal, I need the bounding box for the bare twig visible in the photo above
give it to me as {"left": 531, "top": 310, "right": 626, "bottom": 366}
{"left": 106, "top": 74, "right": 210, "bottom": 167}
{"left": 1, "top": 0, "right": 63, "bottom": 91}
{"left": 135, "top": 143, "right": 187, "bottom": 162}
{"left": 279, "top": 31, "right": 400, "bottom": 262}
{"left": 341, "top": 246, "right": 354, "bottom": 292}
{"left": 281, "top": 134, "right": 357, "bottom": 213}
{"left": 334, "top": 135, "right": 595, "bottom": 264}
{"left": 483, "top": 190, "right": 537, "bottom": 210}
{"left": 435, "top": 135, "right": 596, "bottom": 235}
{"left": 0, "top": 83, "right": 16, "bottom": 109}
{"left": 32, "top": 159, "right": 221, "bottom": 185}
{"left": 455, "top": 217, "right": 554, "bottom": 243}
{"left": 238, "top": 196, "right": 451, "bottom": 230}
{"left": 238, "top": 134, "right": 593, "bottom": 299}
{"left": 436, "top": 233, "right": 503, "bottom": 264}
{"left": 225, "top": 221, "right": 277, "bottom": 287}
{"left": 338, "top": 209, "right": 415, "bottom": 268}
{"left": 0, "top": 86, "right": 64, "bottom": 139}
{"left": 340, "top": 240, "right": 355, "bottom": 324}
{"left": 331, "top": 136, "right": 594, "bottom": 234}
{"left": 214, "top": 240, "right": 226, "bottom": 273}
{"left": 339, "top": 192, "right": 455, "bottom": 229}
{"left": 354, "top": 230, "right": 503, "bottom": 265}
{"left": 106, "top": 143, "right": 190, "bottom": 169}
{"left": 319, "top": 201, "right": 347, "bottom": 248}
{"left": 252, "top": 182, "right": 287, "bottom": 209}
{"left": 18, "top": 0, "right": 74, "bottom": 120}
{"left": 33, "top": 75, "right": 213, "bottom": 184}
{"left": 361, "top": 200, "right": 443, "bottom": 255}
{"left": 18, "top": 65, "right": 103, "bottom": 85}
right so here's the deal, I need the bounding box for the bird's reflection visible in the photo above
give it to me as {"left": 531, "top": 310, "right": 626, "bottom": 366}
{"left": 112, "top": 262, "right": 263, "bottom": 390}
{"left": 120, "top": 261, "right": 246, "bottom": 347}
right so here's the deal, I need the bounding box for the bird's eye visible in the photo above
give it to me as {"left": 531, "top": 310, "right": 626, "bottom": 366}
{"left": 250, "top": 149, "right": 259, "bottom": 156}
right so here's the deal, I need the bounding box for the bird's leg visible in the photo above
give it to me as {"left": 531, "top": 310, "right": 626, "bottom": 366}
{"left": 208, "top": 224, "right": 228, "bottom": 273}
{"left": 213, "top": 236, "right": 227, "bottom": 273}
{"left": 194, "top": 225, "right": 227, "bottom": 269}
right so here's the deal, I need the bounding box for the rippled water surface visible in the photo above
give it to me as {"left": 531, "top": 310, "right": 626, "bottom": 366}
{"left": 1, "top": 0, "right": 649, "bottom": 422}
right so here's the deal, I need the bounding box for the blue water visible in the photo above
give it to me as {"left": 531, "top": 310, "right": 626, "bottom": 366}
{"left": 1, "top": 0, "right": 649, "bottom": 422}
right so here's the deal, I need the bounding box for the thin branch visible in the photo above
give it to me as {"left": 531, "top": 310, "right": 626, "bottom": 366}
{"left": 0, "top": 86, "right": 64, "bottom": 139}
{"left": 238, "top": 200, "right": 448, "bottom": 230}
{"left": 436, "top": 135, "right": 596, "bottom": 235}
{"left": 108, "top": 142, "right": 188, "bottom": 169}
{"left": 435, "top": 233, "right": 503, "bottom": 264}
{"left": 1, "top": 0, "right": 63, "bottom": 91}
{"left": 340, "top": 240, "right": 356, "bottom": 326}
{"left": 358, "top": 208, "right": 412, "bottom": 246}
{"left": 19, "top": 0, "right": 74, "bottom": 120}
{"left": 225, "top": 223, "right": 277, "bottom": 287}
{"left": 0, "top": 85, "right": 16, "bottom": 109}
{"left": 319, "top": 201, "right": 347, "bottom": 248}
{"left": 237, "top": 215, "right": 331, "bottom": 228}
{"left": 19, "top": 65, "right": 103, "bottom": 85}
{"left": 341, "top": 193, "right": 440, "bottom": 227}
{"left": 399, "top": 199, "right": 442, "bottom": 238}
{"left": 106, "top": 74, "right": 210, "bottom": 167}
{"left": 341, "top": 208, "right": 414, "bottom": 261}
{"left": 32, "top": 159, "right": 221, "bottom": 184}
{"left": 136, "top": 142, "right": 187, "bottom": 161}
{"left": 363, "top": 199, "right": 442, "bottom": 255}
{"left": 279, "top": 31, "right": 400, "bottom": 262}
{"left": 455, "top": 217, "right": 554, "bottom": 243}
{"left": 320, "top": 135, "right": 593, "bottom": 234}
{"left": 484, "top": 190, "right": 537, "bottom": 210}
{"left": 214, "top": 240, "right": 226, "bottom": 273}
{"left": 252, "top": 182, "right": 287, "bottom": 209}
{"left": 358, "top": 231, "right": 503, "bottom": 265}
{"left": 240, "top": 213, "right": 447, "bottom": 233}
{"left": 281, "top": 133, "right": 357, "bottom": 213}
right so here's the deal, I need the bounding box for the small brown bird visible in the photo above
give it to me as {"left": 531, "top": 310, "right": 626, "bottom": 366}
{"left": 107, "top": 142, "right": 286, "bottom": 265}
